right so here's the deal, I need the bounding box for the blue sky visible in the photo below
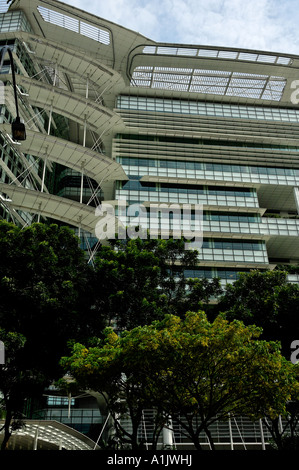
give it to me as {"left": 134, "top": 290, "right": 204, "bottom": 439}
{"left": 63, "top": 0, "right": 299, "bottom": 55}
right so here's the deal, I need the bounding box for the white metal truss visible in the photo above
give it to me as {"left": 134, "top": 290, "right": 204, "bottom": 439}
{"left": 131, "top": 66, "right": 286, "bottom": 101}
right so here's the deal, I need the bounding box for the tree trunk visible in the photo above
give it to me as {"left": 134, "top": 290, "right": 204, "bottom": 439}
{"left": 131, "top": 425, "right": 139, "bottom": 450}
{"left": 270, "top": 418, "right": 284, "bottom": 450}
{"left": 192, "top": 437, "right": 203, "bottom": 451}
{"left": 189, "top": 429, "right": 203, "bottom": 451}
{"left": 1, "top": 408, "right": 12, "bottom": 450}
{"left": 203, "top": 424, "right": 215, "bottom": 450}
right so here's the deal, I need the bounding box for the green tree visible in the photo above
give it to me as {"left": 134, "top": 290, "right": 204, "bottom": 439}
{"left": 0, "top": 220, "right": 106, "bottom": 448}
{"left": 93, "top": 236, "right": 221, "bottom": 331}
{"left": 218, "top": 269, "right": 299, "bottom": 357}
{"left": 61, "top": 330, "right": 161, "bottom": 450}
{"left": 93, "top": 238, "right": 163, "bottom": 331}
{"left": 262, "top": 402, "right": 299, "bottom": 450}
{"left": 61, "top": 312, "right": 298, "bottom": 450}
{"left": 0, "top": 329, "right": 46, "bottom": 450}
{"left": 0, "top": 221, "right": 102, "bottom": 376}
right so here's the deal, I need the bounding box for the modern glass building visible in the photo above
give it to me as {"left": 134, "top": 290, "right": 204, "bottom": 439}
{"left": 1, "top": 0, "right": 299, "bottom": 450}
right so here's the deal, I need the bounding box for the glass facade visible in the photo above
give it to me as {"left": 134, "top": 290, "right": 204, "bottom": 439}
{"left": 183, "top": 267, "right": 251, "bottom": 281}
{"left": 118, "top": 156, "right": 299, "bottom": 186}
{"left": 45, "top": 400, "right": 102, "bottom": 435}
{"left": 117, "top": 95, "right": 299, "bottom": 122}
{"left": 114, "top": 93, "right": 299, "bottom": 272}
{"left": 0, "top": 10, "right": 33, "bottom": 33}
{"left": 56, "top": 168, "right": 102, "bottom": 205}
{"left": 116, "top": 179, "right": 258, "bottom": 207}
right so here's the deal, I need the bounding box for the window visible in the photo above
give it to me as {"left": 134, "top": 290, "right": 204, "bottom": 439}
{"left": 37, "top": 6, "right": 110, "bottom": 45}
{"left": 0, "top": 11, "right": 33, "bottom": 33}
{"left": 47, "top": 396, "right": 75, "bottom": 406}
{"left": 118, "top": 155, "right": 299, "bottom": 180}
{"left": 117, "top": 96, "right": 299, "bottom": 123}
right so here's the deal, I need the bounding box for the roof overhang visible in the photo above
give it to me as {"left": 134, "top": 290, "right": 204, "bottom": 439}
{"left": 0, "top": 419, "right": 100, "bottom": 450}
{"left": 9, "top": 0, "right": 154, "bottom": 75}
{"left": 0, "top": 183, "right": 98, "bottom": 233}
{"left": 4, "top": 74, "right": 123, "bottom": 134}
{"left": 1, "top": 124, "right": 128, "bottom": 183}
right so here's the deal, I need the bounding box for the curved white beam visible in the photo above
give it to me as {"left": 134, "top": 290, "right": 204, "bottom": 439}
{"left": 1, "top": 124, "right": 127, "bottom": 183}
{"left": 9, "top": 74, "right": 124, "bottom": 134}
{"left": 0, "top": 183, "right": 98, "bottom": 233}
{"left": 13, "top": 31, "right": 124, "bottom": 95}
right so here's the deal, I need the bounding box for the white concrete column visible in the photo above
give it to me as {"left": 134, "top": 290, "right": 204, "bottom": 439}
{"left": 228, "top": 414, "right": 234, "bottom": 450}
{"left": 259, "top": 419, "right": 266, "bottom": 450}
{"left": 33, "top": 427, "right": 39, "bottom": 450}
{"left": 0, "top": 340, "right": 4, "bottom": 364}
{"left": 294, "top": 187, "right": 299, "bottom": 214}
{"left": 162, "top": 418, "right": 173, "bottom": 448}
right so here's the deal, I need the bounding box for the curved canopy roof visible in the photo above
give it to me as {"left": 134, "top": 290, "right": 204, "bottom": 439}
{"left": 9, "top": 74, "right": 124, "bottom": 134}
{"left": 0, "top": 419, "right": 100, "bottom": 450}
{"left": 2, "top": 123, "right": 127, "bottom": 183}
{"left": 7, "top": 30, "right": 125, "bottom": 101}
{"left": 0, "top": 182, "right": 99, "bottom": 232}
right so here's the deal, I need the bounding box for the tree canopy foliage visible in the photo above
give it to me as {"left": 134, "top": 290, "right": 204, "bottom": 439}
{"left": 1, "top": 219, "right": 299, "bottom": 450}
{"left": 61, "top": 312, "right": 299, "bottom": 450}
{"left": 0, "top": 220, "right": 102, "bottom": 377}
{"left": 218, "top": 269, "right": 299, "bottom": 357}
{"left": 0, "top": 220, "right": 103, "bottom": 449}
{"left": 92, "top": 237, "right": 221, "bottom": 331}
{"left": 0, "top": 328, "right": 47, "bottom": 450}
